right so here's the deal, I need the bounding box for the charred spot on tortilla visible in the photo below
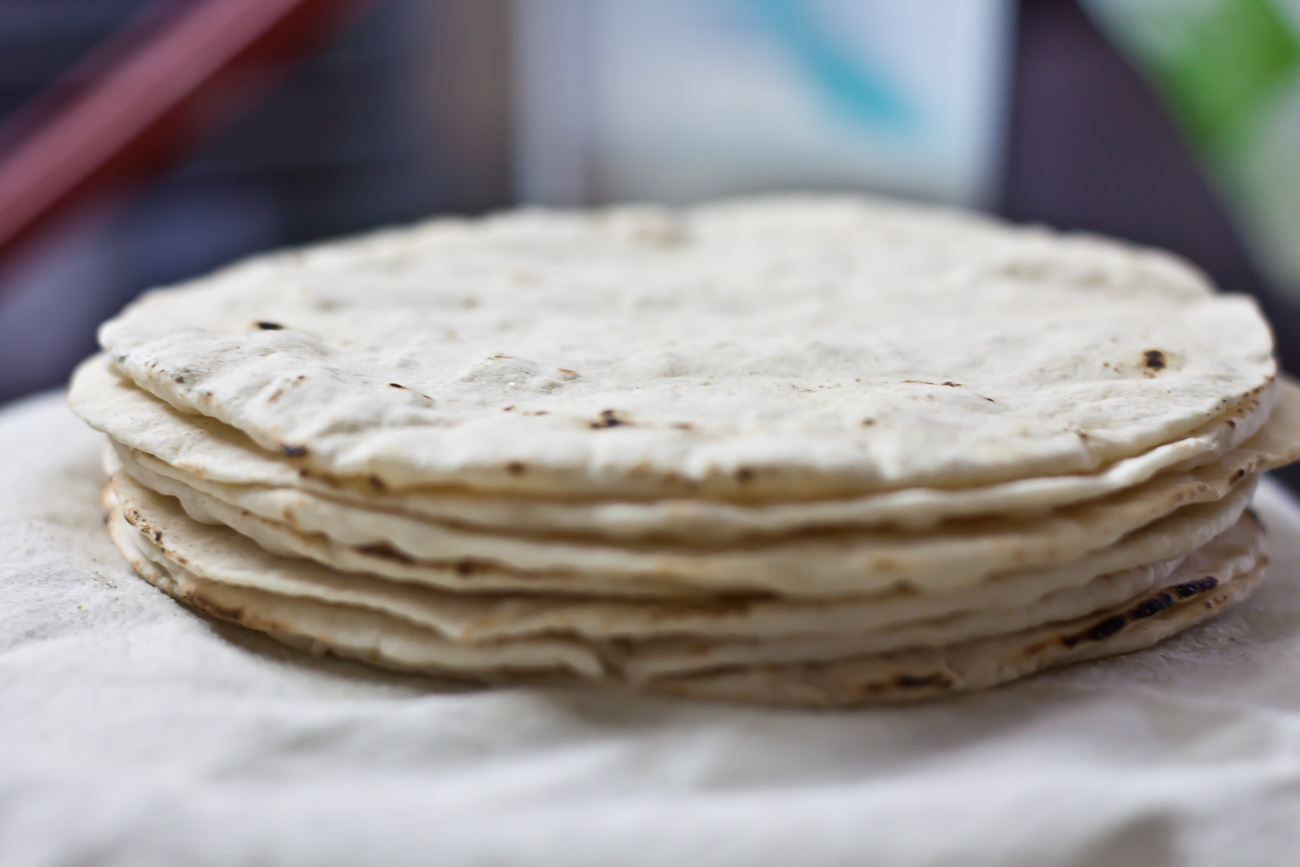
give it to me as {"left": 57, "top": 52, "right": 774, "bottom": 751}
{"left": 1084, "top": 614, "right": 1127, "bottom": 642}
{"left": 1174, "top": 576, "right": 1219, "bottom": 599}
{"left": 590, "top": 409, "right": 630, "bottom": 429}
{"left": 894, "top": 673, "right": 953, "bottom": 689}
{"left": 1129, "top": 592, "right": 1174, "bottom": 620}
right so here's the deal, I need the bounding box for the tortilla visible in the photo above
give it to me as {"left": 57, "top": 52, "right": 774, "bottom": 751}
{"left": 104, "top": 485, "right": 1266, "bottom": 704}
{"left": 112, "top": 466, "right": 1234, "bottom": 646}
{"left": 70, "top": 355, "right": 1276, "bottom": 537}
{"left": 656, "top": 560, "right": 1262, "bottom": 706}
{"left": 104, "top": 488, "right": 609, "bottom": 679}
{"left": 624, "top": 511, "right": 1263, "bottom": 681}
{"left": 108, "top": 386, "right": 1300, "bottom": 594}
{"left": 97, "top": 195, "right": 1276, "bottom": 500}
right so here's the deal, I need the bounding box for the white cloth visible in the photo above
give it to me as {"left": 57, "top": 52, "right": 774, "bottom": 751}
{"left": 4, "top": 392, "right": 1300, "bottom": 867}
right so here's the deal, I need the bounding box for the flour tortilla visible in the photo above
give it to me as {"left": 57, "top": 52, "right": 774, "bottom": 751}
{"left": 113, "top": 466, "right": 1220, "bottom": 648}
{"left": 655, "top": 561, "right": 1262, "bottom": 706}
{"left": 106, "top": 380, "right": 1300, "bottom": 595}
{"left": 117, "top": 472, "right": 1263, "bottom": 680}
{"left": 622, "top": 512, "right": 1263, "bottom": 680}
{"left": 71, "top": 355, "right": 1277, "bottom": 536}
{"left": 104, "top": 486, "right": 1265, "bottom": 704}
{"left": 118, "top": 453, "right": 1262, "bottom": 596}
{"left": 105, "top": 490, "right": 608, "bottom": 679}
{"left": 97, "top": 195, "right": 1276, "bottom": 501}
{"left": 108, "top": 457, "right": 1256, "bottom": 604}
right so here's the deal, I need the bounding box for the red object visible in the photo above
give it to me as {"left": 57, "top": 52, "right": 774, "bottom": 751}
{"left": 0, "top": 0, "right": 372, "bottom": 279}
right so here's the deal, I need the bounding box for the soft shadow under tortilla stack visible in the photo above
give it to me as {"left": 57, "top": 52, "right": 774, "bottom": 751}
{"left": 69, "top": 195, "right": 1300, "bottom": 707}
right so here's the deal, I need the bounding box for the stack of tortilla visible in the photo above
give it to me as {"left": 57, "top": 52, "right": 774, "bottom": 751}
{"left": 69, "top": 196, "right": 1300, "bottom": 707}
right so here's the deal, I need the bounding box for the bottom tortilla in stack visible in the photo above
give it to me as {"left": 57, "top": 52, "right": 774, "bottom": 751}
{"left": 101, "top": 475, "right": 1266, "bottom": 706}
{"left": 93, "top": 379, "right": 1300, "bottom": 706}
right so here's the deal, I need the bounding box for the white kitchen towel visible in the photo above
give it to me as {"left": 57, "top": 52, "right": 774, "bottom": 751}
{"left": 3, "top": 392, "right": 1300, "bottom": 867}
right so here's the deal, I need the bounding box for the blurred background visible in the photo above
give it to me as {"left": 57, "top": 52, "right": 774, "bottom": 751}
{"left": 1, "top": 0, "right": 1299, "bottom": 406}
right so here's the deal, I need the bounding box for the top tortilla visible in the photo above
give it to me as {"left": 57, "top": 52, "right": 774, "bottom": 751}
{"left": 98, "top": 195, "right": 1276, "bottom": 500}
{"left": 70, "top": 356, "right": 1277, "bottom": 538}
